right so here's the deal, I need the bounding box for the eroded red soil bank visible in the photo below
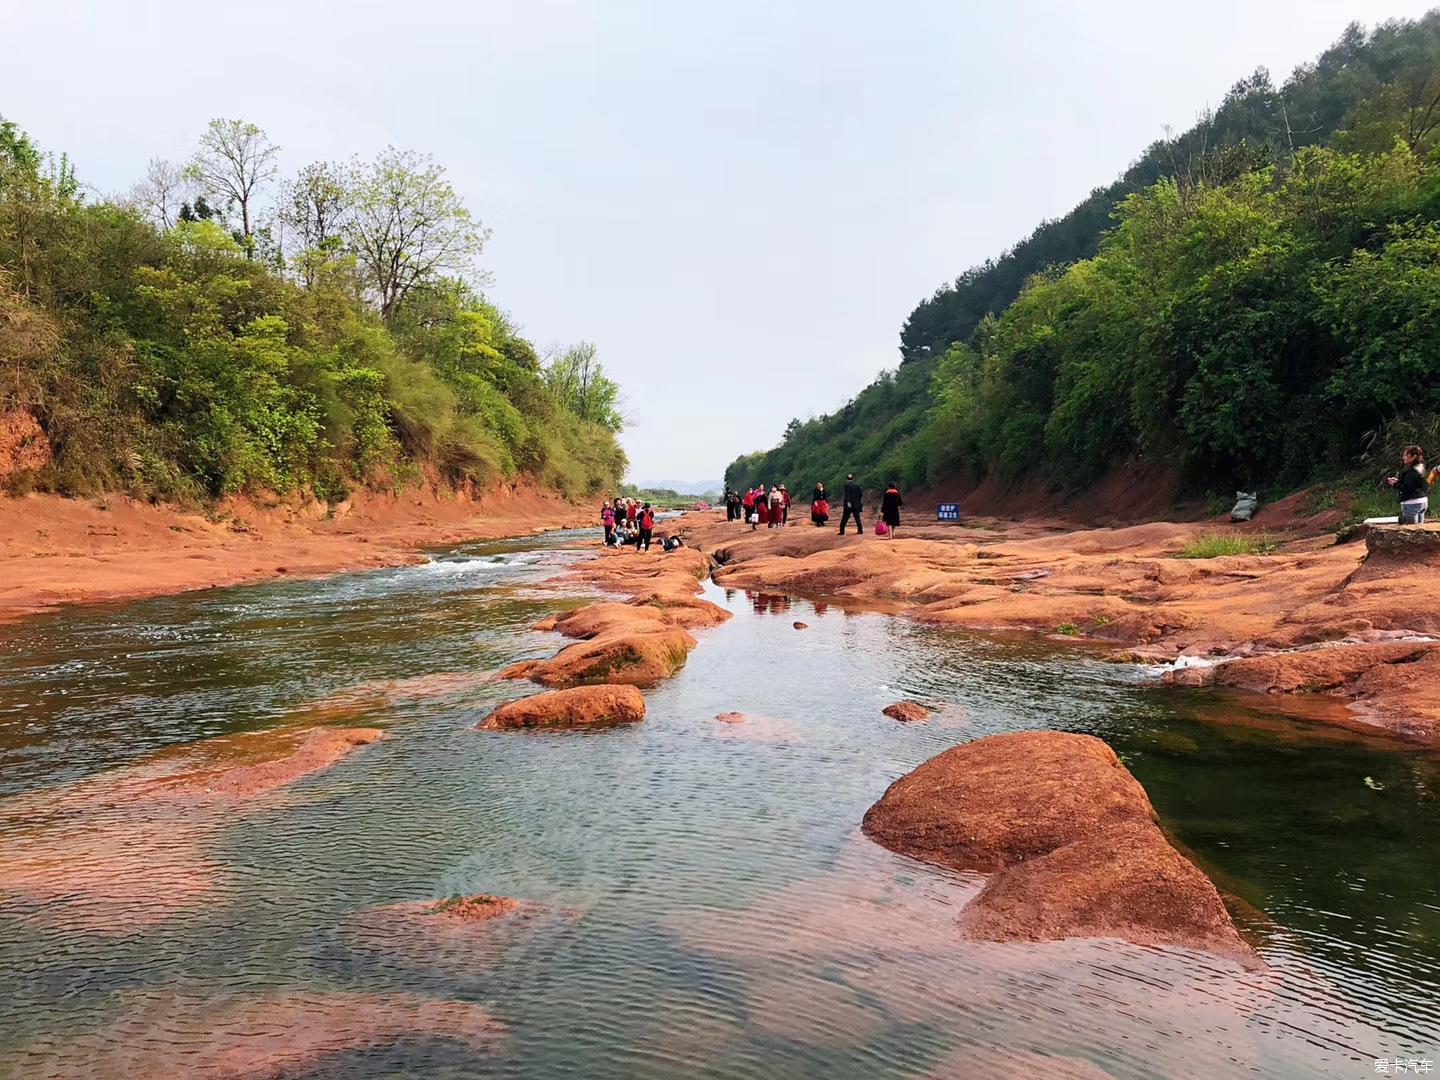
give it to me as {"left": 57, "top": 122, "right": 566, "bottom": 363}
{"left": 0, "top": 483, "right": 591, "bottom": 621}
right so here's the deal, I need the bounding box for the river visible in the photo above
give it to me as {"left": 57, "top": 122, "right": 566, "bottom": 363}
{"left": 1, "top": 527, "right": 1437, "bottom": 1078}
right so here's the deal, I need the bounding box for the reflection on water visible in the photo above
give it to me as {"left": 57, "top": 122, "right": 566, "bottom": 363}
{"left": 1, "top": 529, "right": 1437, "bottom": 1078}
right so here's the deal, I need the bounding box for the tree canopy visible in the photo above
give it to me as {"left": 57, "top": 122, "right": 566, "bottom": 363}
{"left": 0, "top": 116, "right": 626, "bottom": 503}
{"left": 728, "top": 12, "right": 1440, "bottom": 503}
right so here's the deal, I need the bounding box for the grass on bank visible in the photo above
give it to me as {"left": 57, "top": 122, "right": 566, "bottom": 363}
{"left": 1176, "top": 532, "right": 1278, "bottom": 559}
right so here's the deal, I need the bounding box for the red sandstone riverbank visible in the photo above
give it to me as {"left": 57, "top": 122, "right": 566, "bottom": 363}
{"left": 0, "top": 483, "right": 592, "bottom": 622}
{"left": 671, "top": 509, "right": 1440, "bottom": 744}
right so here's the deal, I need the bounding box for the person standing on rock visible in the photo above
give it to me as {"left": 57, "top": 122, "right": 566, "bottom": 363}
{"left": 601, "top": 502, "right": 616, "bottom": 545}
{"left": 1388, "top": 445, "right": 1430, "bottom": 524}
{"left": 768, "top": 484, "right": 784, "bottom": 528}
{"left": 881, "top": 480, "right": 903, "bottom": 539}
{"left": 755, "top": 485, "right": 770, "bottom": 529}
{"left": 810, "top": 482, "right": 830, "bottom": 526}
{"left": 637, "top": 503, "right": 655, "bottom": 550}
{"left": 839, "top": 474, "right": 863, "bottom": 536}
{"left": 780, "top": 484, "right": 791, "bottom": 525}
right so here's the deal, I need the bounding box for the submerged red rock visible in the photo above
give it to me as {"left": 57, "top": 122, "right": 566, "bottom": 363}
{"left": 19, "top": 988, "right": 507, "bottom": 1077}
{"left": 862, "top": 730, "right": 1255, "bottom": 963}
{"left": 882, "top": 701, "right": 929, "bottom": 723}
{"left": 0, "top": 725, "right": 383, "bottom": 932}
{"left": 477, "top": 684, "right": 646, "bottom": 730}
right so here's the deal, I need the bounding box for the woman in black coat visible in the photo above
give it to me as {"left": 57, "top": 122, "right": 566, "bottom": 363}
{"left": 880, "top": 481, "right": 902, "bottom": 538}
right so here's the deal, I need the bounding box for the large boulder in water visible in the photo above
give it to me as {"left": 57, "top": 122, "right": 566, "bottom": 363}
{"left": 477, "top": 684, "right": 646, "bottom": 730}
{"left": 501, "top": 627, "right": 696, "bottom": 687}
{"left": 862, "top": 730, "right": 1255, "bottom": 963}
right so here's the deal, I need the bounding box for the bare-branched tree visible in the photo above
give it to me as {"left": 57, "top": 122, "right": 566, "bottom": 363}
{"left": 187, "top": 119, "right": 279, "bottom": 254}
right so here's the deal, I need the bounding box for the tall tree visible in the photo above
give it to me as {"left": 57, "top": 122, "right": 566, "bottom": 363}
{"left": 542, "top": 342, "right": 623, "bottom": 431}
{"left": 187, "top": 119, "right": 279, "bottom": 255}
{"left": 277, "top": 161, "right": 349, "bottom": 286}
{"left": 129, "top": 157, "right": 188, "bottom": 230}
{"left": 344, "top": 148, "right": 488, "bottom": 319}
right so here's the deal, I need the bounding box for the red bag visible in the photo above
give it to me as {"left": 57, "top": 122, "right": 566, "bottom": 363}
{"left": 874, "top": 520, "right": 889, "bottom": 536}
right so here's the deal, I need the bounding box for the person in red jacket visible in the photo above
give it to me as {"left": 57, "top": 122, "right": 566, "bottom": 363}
{"left": 780, "top": 484, "right": 791, "bottom": 525}
{"left": 636, "top": 503, "right": 655, "bottom": 550}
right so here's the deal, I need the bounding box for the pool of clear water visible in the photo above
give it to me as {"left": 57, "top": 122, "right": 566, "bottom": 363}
{"left": 1, "top": 527, "right": 1437, "bottom": 1078}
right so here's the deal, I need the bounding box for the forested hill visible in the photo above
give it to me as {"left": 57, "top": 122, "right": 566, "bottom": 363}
{"left": 0, "top": 118, "right": 626, "bottom": 504}
{"left": 727, "top": 13, "right": 1440, "bottom": 502}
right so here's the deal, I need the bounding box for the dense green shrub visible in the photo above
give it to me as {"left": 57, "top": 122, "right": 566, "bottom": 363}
{"left": 0, "top": 121, "right": 625, "bottom": 503}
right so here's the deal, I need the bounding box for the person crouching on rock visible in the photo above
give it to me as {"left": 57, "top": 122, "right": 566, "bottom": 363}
{"left": 1389, "top": 445, "right": 1430, "bottom": 524}
{"left": 881, "top": 480, "right": 903, "bottom": 539}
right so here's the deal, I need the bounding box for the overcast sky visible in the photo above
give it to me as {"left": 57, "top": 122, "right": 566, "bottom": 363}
{"left": 3, "top": 0, "right": 1435, "bottom": 488}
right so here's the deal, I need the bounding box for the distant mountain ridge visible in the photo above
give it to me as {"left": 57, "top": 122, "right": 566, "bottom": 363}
{"left": 628, "top": 478, "right": 722, "bottom": 496}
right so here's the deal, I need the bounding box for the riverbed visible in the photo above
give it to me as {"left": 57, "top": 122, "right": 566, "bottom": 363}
{"left": 1, "top": 528, "right": 1436, "bottom": 1078}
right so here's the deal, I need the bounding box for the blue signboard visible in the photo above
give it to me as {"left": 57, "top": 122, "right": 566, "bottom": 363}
{"left": 937, "top": 502, "right": 961, "bottom": 522}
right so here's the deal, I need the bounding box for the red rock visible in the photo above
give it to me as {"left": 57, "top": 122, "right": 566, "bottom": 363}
{"left": 924, "top": 1047, "right": 1115, "bottom": 1079}
{"left": 424, "top": 893, "right": 524, "bottom": 920}
{"left": 882, "top": 701, "right": 928, "bottom": 723}
{"left": 509, "top": 628, "right": 696, "bottom": 687}
{"left": 862, "top": 731, "right": 1255, "bottom": 962}
{"left": 0, "top": 725, "right": 384, "bottom": 933}
{"left": 22, "top": 989, "right": 506, "bottom": 1076}
{"left": 477, "top": 684, "right": 646, "bottom": 730}
{"left": 715, "top": 711, "right": 748, "bottom": 724}
{"left": 0, "top": 409, "right": 51, "bottom": 480}
{"left": 156, "top": 726, "right": 384, "bottom": 799}
{"left": 793, "top": 620, "right": 809, "bottom": 629}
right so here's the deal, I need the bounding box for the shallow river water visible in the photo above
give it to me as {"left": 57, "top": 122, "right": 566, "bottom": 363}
{"left": 1, "top": 527, "right": 1437, "bottom": 1078}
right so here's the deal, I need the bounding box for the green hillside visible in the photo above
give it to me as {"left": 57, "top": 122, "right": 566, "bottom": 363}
{"left": 0, "top": 118, "right": 625, "bottom": 503}
{"left": 727, "top": 13, "right": 1440, "bottom": 501}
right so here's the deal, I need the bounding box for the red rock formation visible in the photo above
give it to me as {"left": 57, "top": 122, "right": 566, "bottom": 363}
{"left": 0, "top": 725, "right": 383, "bottom": 932}
{"left": 477, "top": 685, "right": 646, "bottom": 730}
{"left": 862, "top": 731, "right": 1255, "bottom": 963}
{"left": 23, "top": 989, "right": 506, "bottom": 1077}
{"left": 882, "top": 701, "right": 929, "bottom": 723}
{"left": 154, "top": 726, "right": 384, "bottom": 799}
{"left": 671, "top": 510, "right": 1440, "bottom": 742}
{"left": 1169, "top": 641, "right": 1440, "bottom": 741}
{"left": 506, "top": 547, "right": 729, "bottom": 687}
{"left": 503, "top": 628, "right": 696, "bottom": 687}
{"left": 0, "top": 409, "right": 50, "bottom": 480}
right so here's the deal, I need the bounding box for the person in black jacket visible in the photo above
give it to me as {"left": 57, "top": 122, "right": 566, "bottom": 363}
{"left": 880, "top": 480, "right": 903, "bottom": 538}
{"left": 1388, "top": 444, "right": 1430, "bottom": 524}
{"left": 839, "top": 474, "right": 863, "bottom": 536}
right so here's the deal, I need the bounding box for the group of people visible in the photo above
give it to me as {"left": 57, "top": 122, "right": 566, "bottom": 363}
{"left": 725, "top": 484, "right": 792, "bottom": 528}
{"left": 724, "top": 474, "right": 904, "bottom": 537}
{"left": 599, "top": 497, "right": 686, "bottom": 552}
